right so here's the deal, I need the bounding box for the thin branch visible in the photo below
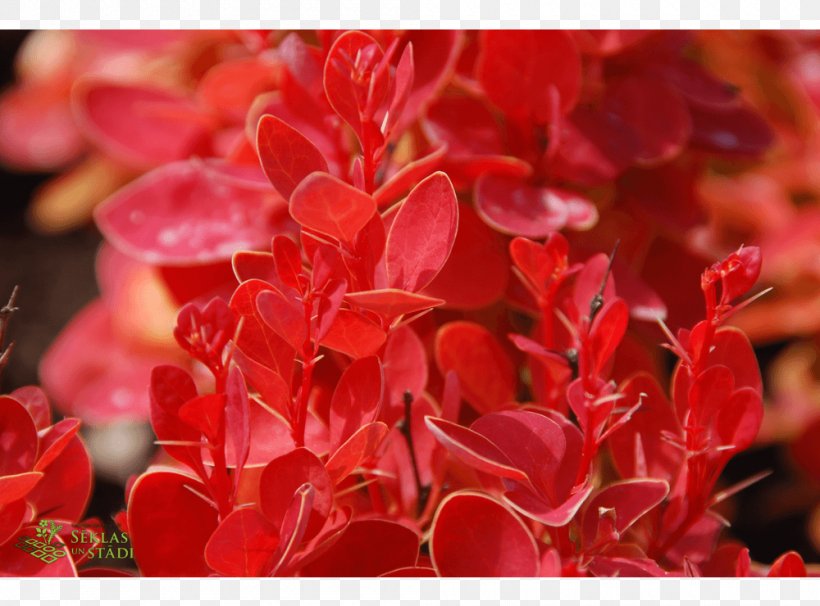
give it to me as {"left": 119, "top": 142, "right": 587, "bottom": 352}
{"left": 0, "top": 286, "right": 20, "bottom": 378}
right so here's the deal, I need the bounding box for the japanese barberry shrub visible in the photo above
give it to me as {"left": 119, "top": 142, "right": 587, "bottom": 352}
{"left": 0, "top": 30, "right": 816, "bottom": 576}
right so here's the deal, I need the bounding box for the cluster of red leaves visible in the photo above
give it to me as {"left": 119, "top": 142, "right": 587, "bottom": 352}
{"left": 2, "top": 30, "right": 819, "bottom": 576}
{"left": 0, "top": 384, "right": 101, "bottom": 576}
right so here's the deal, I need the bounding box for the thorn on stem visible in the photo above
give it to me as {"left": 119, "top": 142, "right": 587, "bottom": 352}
{"left": 589, "top": 240, "right": 620, "bottom": 322}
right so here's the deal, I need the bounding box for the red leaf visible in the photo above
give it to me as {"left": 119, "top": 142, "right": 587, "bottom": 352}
{"left": 323, "top": 31, "right": 388, "bottom": 136}
{"left": 425, "top": 416, "right": 529, "bottom": 483}
{"left": 581, "top": 479, "right": 669, "bottom": 548}
{"left": 476, "top": 174, "right": 597, "bottom": 237}
{"left": 326, "top": 422, "right": 389, "bottom": 484}
{"left": 392, "top": 30, "right": 462, "bottom": 133}
{"left": 233, "top": 251, "right": 276, "bottom": 283}
{"left": 509, "top": 334, "right": 568, "bottom": 370}
{"left": 688, "top": 365, "right": 735, "bottom": 422}
{"left": 0, "top": 396, "right": 38, "bottom": 476}
{"left": 272, "top": 235, "right": 304, "bottom": 292}
{"left": 259, "top": 448, "right": 332, "bottom": 540}
{"left": 95, "top": 160, "right": 283, "bottom": 265}
{"left": 301, "top": 519, "right": 419, "bottom": 576}
{"left": 73, "top": 81, "right": 212, "bottom": 169}
{"left": 689, "top": 103, "right": 773, "bottom": 156}
{"left": 257, "top": 114, "right": 328, "bottom": 200}
{"left": 204, "top": 508, "right": 280, "bottom": 576}
{"left": 230, "top": 279, "right": 296, "bottom": 382}
{"left": 373, "top": 144, "right": 447, "bottom": 207}
{"left": 270, "top": 483, "right": 316, "bottom": 574}
{"left": 225, "top": 367, "right": 251, "bottom": 476}
{"left": 421, "top": 202, "right": 510, "bottom": 310}
{"left": 611, "top": 261, "right": 668, "bottom": 322}
{"left": 381, "top": 566, "right": 438, "bottom": 577}
{"left": 716, "top": 387, "right": 763, "bottom": 452}
{"left": 768, "top": 551, "right": 807, "bottom": 577}
{"left": 315, "top": 278, "right": 348, "bottom": 343}
{"left": 256, "top": 287, "right": 306, "bottom": 352}
{"left": 383, "top": 42, "right": 414, "bottom": 139}
{"left": 477, "top": 31, "right": 581, "bottom": 122}
{"left": 471, "top": 410, "right": 566, "bottom": 490}
{"left": 158, "top": 259, "right": 238, "bottom": 305}
{"left": 320, "top": 309, "right": 387, "bottom": 358}
{"left": 149, "top": 365, "right": 203, "bottom": 472}
{"left": 700, "top": 327, "right": 762, "bottom": 395}
{"left": 34, "top": 418, "right": 81, "bottom": 472}
{"left": 503, "top": 482, "right": 593, "bottom": 527}
{"left": 127, "top": 470, "right": 218, "bottom": 576}
{"left": 382, "top": 325, "right": 428, "bottom": 410}
{"left": 0, "top": 530, "right": 77, "bottom": 576}
{"left": 385, "top": 172, "right": 459, "bottom": 292}
{"left": 329, "top": 356, "right": 384, "bottom": 450}
{"left": 652, "top": 58, "right": 739, "bottom": 108}
{"left": 550, "top": 106, "right": 641, "bottom": 186}
{"left": 10, "top": 386, "right": 51, "bottom": 430}
{"left": 586, "top": 555, "right": 667, "bottom": 577}
{"left": 431, "top": 492, "right": 539, "bottom": 576}
{"left": 609, "top": 373, "right": 683, "bottom": 483}
{"left": 178, "top": 394, "right": 225, "bottom": 445}
{"left": 198, "top": 57, "right": 279, "bottom": 121}
{"left": 721, "top": 246, "right": 762, "bottom": 303}
{"left": 0, "top": 80, "right": 84, "bottom": 171}
{"left": 26, "top": 435, "right": 92, "bottom": 523}
{"left": 0, "top": 498, "right": 27, "bottom": 544}
{"left": 290, "top": 172, "right": 376, "bottom": 242}
{"left": 588, "top": 298, "right": 629, "bottom": 376}
{"left": 345, "top": 289, "right": 444, "bottom": 318}
{"left": 0, "top": 472, "right": 42, "bottom": 506}
{"left": 39, "top": 299, "right": 166, "bottom": 423}
{"left": 573, "top": 253, "right": 617, "bottom": 320}
{"left": 424, "top": 95, "right": 505, "bottom": 156}
{"left": 572, "top": 31, "right": 653, "bottom": 56}
{"left": 605, "top": 76, "right": 691, "bottom": 165}
{"left": 435, "top": 321, "right": 516, "bottom": 413}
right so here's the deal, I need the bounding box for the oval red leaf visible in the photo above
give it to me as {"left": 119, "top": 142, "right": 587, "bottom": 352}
{"left": 128, "top": 470, "right": 218, "bottom": 576}
{"left": 431, "top": 492, "right": 539, "bottom": 576}
{"left": 476, "top": 174, "right": 598, "bottom": 238}
{"left": 345, "top": 288, "right": 444, "bottom": 318}
{"left": 257, "top": 114, "right": 328, "bottom": 200}
{"left": 259, "top": 448, "right": 333, "bottom": 540}
{"left": 301, "top": 519, "right": 419, "bottom": 576}
{"left": 0, "top": 396, "right": 38, "bottom": 476}
{"left": 95, "top": 161, "right": 282, "bottom": 265}
{"left": 290, "top": 172, "right": 376, "bottom": 242}
{"left": 421, "top": 202, "right": 510, "bottom": 310}
{"left": 329, "top": 356, "right": 384, "bottom": 450}
{"left": 385, "top": 171, "right": 458, "bottom": 292}
{"left": 73, "top": 81, "right": 212, "bottom": 169}
{"left": 477, "top": 31, "right": 581, "bottom": 122}
{"left": 204, "top": 508, "right": 280, "bottom": 577}
{"left": 320, "top": 309, "right": 387, "bottom": 359}
{"left": 434, "top": 321, "right": 516, "bottom": 414}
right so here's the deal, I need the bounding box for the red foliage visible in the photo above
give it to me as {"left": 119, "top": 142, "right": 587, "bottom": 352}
{"left": 3, "top": 30, "right": 819, "bottom": 576}
{"left": 0, "top": 385, "right": 101, "bottom": 575}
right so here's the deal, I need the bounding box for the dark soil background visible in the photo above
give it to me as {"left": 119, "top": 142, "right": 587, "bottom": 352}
{"left": 0, "top": 30, "right": 817, "bottom": 569}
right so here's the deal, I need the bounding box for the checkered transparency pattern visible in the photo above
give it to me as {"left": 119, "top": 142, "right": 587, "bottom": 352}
{"left": 1, "top": 578, "right": 820, "bottom": 604}
{"left": 0, "top": 0, "right": 819, "bottom": 28}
